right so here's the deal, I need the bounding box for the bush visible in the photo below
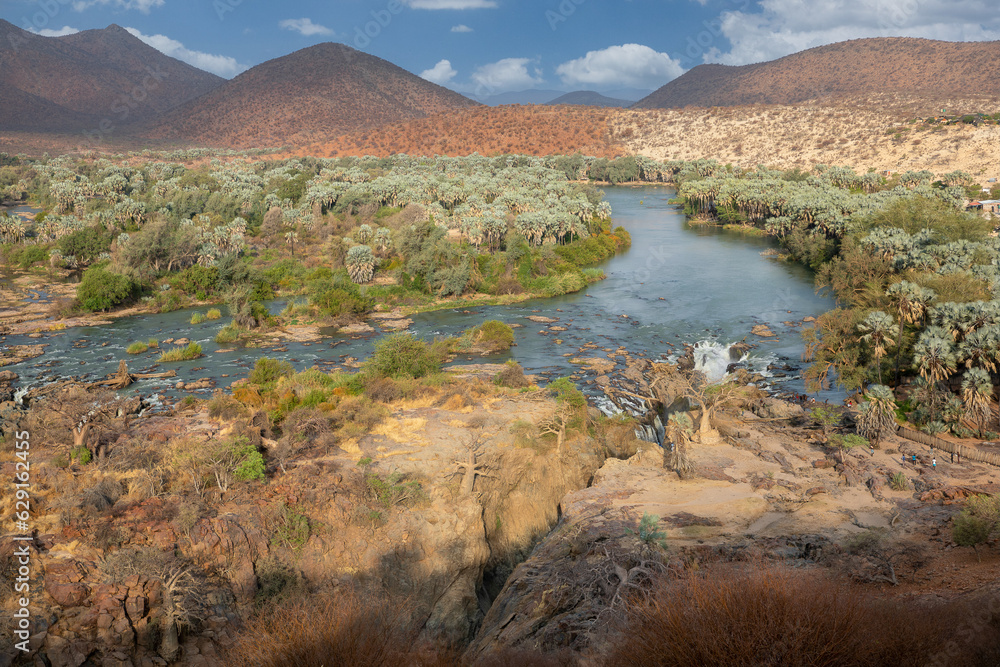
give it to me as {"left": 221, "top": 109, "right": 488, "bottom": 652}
{"left": 231, "top": 436, "right": 266, "bottom": 482}
{"left": 250, "top": 357, "right": 295, "bottom": 387}
{"left": 126, "top": 341, "right": 149, "bottom": 355}
{"left": 190, "top": 312, "right": 205, "bottom": 325}
{"left": 229, "top": 588, "right": 424, "bottom": 667}
{"left": 77, "top": 265, "right": 137, "bottom": 312}
{"left": 158, "top": 342, "right": 203, "bottom": 362}
{"left": 206, "top": 308, "right": 222, "bottom": 320}
{"left": 889, "top": 471, "right": 910, "bottom": 491}
{"left": 215, "top": 323, "right": 242, "bottom": 344}
{"left": 604, "top": 564, "right": 949, "bottom": 667}
{"left": 465, "top": 320, "right": 515, "bottom": 354}
{"left": 365, "top": 333, "right": 441, "bottom": 379}
{"left": 494, "top": 360, "right": 531, "bottom": 388}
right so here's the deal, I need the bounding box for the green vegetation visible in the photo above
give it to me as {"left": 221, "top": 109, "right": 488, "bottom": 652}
{"left": 190, "top": 312, "right": 205, "bottom": 325}
{"left": 157, "top": 342, "right": 203, "bottom": 362}
{"left": 364, "top": 333, "right": 443, "bottom": 379}
{"left": 206, "top": 308, "right": 222, "bottom": 320}
{"left": 951, "top": 494, "right": 999, "bottom": 560}
{"left": 77, "top": 265, "right": 137, "bottom": 312}
{"left": 670, "top": 159, "right": 1000, "bottom": 434}
{"left": 126, "top": 341, "right": 149, "bottom": 355}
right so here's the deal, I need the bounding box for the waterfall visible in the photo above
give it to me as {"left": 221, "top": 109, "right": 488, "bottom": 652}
{"left": 692, "top": 340, "right": 746, "bottom": 382}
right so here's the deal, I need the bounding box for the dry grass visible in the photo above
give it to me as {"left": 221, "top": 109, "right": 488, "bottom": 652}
{"left": 229, "top": 588, "right": 438, "bottom": 667}
{"left": 601, "top": 563, "right": 966, "bottom": 667}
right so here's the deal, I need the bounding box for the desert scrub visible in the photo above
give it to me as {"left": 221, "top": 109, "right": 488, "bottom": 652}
{"left": 126, "top": 341, "right": 149, "bottom": 355}
{"left": 206, "top": 308, "right": 222, "bottom": 320}
{"left": 365, "top": 471, "right": 424, "bottom": 508}
{"left": 158, "top": 342, "right": 203, "bottom": 362}
{"left": 250, "top": 357, "right": 295, "bottom": 387}
{"left": 190, "top": 312, "right": 205, "bottom": 325}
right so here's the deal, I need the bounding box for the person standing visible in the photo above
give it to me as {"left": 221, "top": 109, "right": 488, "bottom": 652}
{"left": 932, "top": 457, "right": 936, "bottom": 469}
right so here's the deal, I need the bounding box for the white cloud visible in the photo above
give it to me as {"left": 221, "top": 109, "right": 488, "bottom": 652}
{"left": 421, "top": 59, "right": 458, "bottom": 85}
{"left": 403, "top": 0, "right": 497, "bottom": 9}
{"left": 31, "top": 26, "right": 81, "bottom": 37}
{"left": 470, "top": 57, "right": 544, "bottom": 94}
{"left": 124, "top": 27, "right": 247, "bottom": 78}
{"left": 557, "top": 44, "right": 684, "bottom": 89}
{"left": 451, "top": 24, "right": 473, "bottom": 32}
{"left": 72, "top": 0, "right": 164, "bottom": 13}
{"left": 703, "top": 0, "right": 1000, "bottom": 65}
{"left": 279, "top": 18, "right": 333, "bottom": 37}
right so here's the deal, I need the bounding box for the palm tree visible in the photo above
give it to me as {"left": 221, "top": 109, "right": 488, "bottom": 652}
{"left": 913, "top": 331, "right": 958, "bottom": 421}
{"left": 857, "top": 384, "right": 897, "bottom": 448}
{"left": 284, "top": 230, "right": 298, "bottom": 258}
{"left": 962, "top": 368, "right": 995, "bottom": 438}
{"left": 858, "top": 311, "right": 898, "bottom": 384}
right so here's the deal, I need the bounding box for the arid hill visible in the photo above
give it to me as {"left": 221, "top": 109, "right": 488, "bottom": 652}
{"left": 287, "top": 104, "right": 624, "bottom": 159}
{"left": 635, "top": 37, "right": 1000, "bottom": 110}
{"left": 144, "top": 43, "right": 479, "bottom": 148}
{"left": 547, "top": 91, "right": 632, "bottom": 108}
{"left": 0, "top": 21, "right": 223, "bottom": 132}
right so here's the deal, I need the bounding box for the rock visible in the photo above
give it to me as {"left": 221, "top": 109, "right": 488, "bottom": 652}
{"left": 0, "top": 370, "right": 19, "bottom": 381}
{"left": 806, "top": 486, "right": 827, "bottom": 495}
{"left": 569, "top": 357, "right": 616, "bottom": 374}
{"left": 340, "top": 322, "right": 375, "bottom": 334}
{"left": 753, "top": 398, "right": 804, "bottom": 420}
{"left": 173, "top": 338, "right": 190, "bottom": 346}
{"left": 812, "top": 459, "right": 833, "bottom": 469}
{"left": 526, "top": 315, "right": 558, "bottom": 323}
{"left": 45, "top": 581, "right": 90, "bottom": 607}
{"left": 751, "top": 324, "right": 776, "bottom": 338}
{"left": 379, "top": 319, "right": 413, "bottom": 330}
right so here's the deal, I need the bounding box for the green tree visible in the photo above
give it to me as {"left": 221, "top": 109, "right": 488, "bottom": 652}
{"left": 857, "top": 311, "right": 898, "bottom": 384}
{"left": 961, "top": 368, "right": 994, "bottom": 437}
{"left": 77, "top": 265, "right": 136, "bottom": 312}
{"left": 856, "top": 384, "right": 896, "bottom": 448}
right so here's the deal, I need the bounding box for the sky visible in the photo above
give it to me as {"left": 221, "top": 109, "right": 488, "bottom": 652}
{"left": 5, "top": 0, "right": 1000, "bottom": 99}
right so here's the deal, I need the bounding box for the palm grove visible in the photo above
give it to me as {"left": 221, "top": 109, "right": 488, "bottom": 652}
{"left": 672, "top": 159, "right": 999, "bottom": 441}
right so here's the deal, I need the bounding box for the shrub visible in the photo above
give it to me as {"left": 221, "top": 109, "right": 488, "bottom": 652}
{"left": 158, "top": 342, "right": 203, "bottom": 362}
{"left": 604, "top": 564, "right": 948, "bottom": 667}
{"left": 147, "top": 338, "right": 159, "bottom": 348}
{"left": 494, "top": 360, "right": 531, "bottom": 388}
{"left": 465, "top": 320, "right": 515, "bottom": 354}
{"left": 126, "top": 341, "right": 149, "bottom": 355}
{"left": 229, "top": 588, "right": 423, "bottom": 667}
{"left": 215, "top": 323, "right": 241, "bottom": 344}
{"left": 250, "top": 357, "right": 295, "bottom": 387}
{"left": 206, "top": 308, "right": 222, "bottom": 320}
{"left": 889, "top": 471, "right": 910, "bottom": 491}
{"left": 77, "top": 266, "right": 137, "bottom": 312}
{"left": 231, "top": 437, "right": 266, "bottom": 482}
{"left": 365, "top": 333, "right": 441, "bottom": 379}
{"left": 190, "top": 312, "right": 205, "bottom": 325}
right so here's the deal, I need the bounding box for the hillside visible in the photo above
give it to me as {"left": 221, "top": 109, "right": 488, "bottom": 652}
{"left": 145, "top": 42, "right": 479, "bottom": 148}
{"left": 288, "top": 104, "right": 624, "bottom": 158}
{"left": 0, "top": 21, "right": 223, "bottom": 132}
{"left": 636, "top": 37, "right": 1000, "bottom": 110}
{"left": 547, "top": 91, "right": 632, "bottom": 108}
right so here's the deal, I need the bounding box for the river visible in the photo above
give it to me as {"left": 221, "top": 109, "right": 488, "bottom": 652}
{"left": 1, "top": 186, "right": 841, "bottom": 408}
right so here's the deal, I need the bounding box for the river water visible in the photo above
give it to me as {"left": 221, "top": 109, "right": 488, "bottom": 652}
{"left": 2, "top": 186, "right": 841, "bottom": 408}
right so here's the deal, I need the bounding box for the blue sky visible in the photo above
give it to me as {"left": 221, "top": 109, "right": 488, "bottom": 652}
{"left": 6, "top": 0, "right": 1000, "bottom": 97}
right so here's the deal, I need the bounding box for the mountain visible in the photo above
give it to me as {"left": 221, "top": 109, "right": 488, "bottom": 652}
{"left": 547, "top": 91, "right": 632, "bottom": 108}
{"left": 635, "top": 37, "right": 1000, "bottom": 109}
{"left": 605, "top": 88, "right": 653, "bottom": 102}
{"left": 146, "top": 43, "right": 479, "bottom": 148}
{"left": 289, "top": 104, "right": 624, "bottom": 159}
{"left": 477, "top": 89, "right": 564, "bottom": 106}
{"left": 0, "top": 20, "right": 223, "bottom": 132}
